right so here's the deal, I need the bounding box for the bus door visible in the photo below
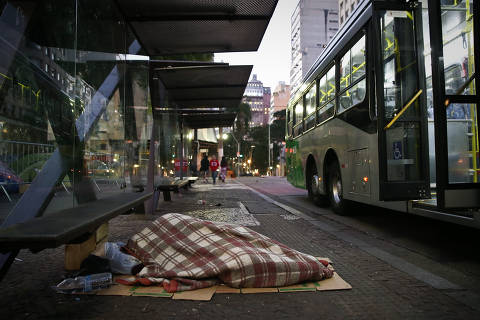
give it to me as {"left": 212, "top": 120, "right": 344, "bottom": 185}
{"left": 374, "top": 1, "right": 431, "bottom": 200}
{"left": 427, "top": 0, "right": 480, "bottom": 209}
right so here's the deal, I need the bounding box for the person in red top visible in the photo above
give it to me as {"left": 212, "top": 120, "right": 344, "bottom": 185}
{"left": 209, "top": 155, "right": 219, "bottom": 185}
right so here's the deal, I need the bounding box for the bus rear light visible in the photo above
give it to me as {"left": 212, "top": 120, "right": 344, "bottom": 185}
{"left": 363, "top": 176, "right": 368, "bottom": 183}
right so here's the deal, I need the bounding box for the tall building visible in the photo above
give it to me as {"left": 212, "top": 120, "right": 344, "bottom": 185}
{"left": 242, "top": 74, "right": 271, "bottom": 127}
{"left": 269, "top": 81, "right": 291, "bottom": 123}
{"left": 339, "top": 0, "right": 359, "bottom": 26}
{"left": 290, "top": 0, "right": 339, "bottom": 93}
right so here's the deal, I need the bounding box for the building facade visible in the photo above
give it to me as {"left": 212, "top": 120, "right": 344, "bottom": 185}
{"left": 269, "top": 81, "right": 291, "bottom": 123}
{"left": 242, "top": 74, "right": 270, "bottom": 127}
{"left": 290, "top": 0, "right": 339, "bottom": 93}
{"left": 339, "top": 0, "right": 360, "bottom": 26}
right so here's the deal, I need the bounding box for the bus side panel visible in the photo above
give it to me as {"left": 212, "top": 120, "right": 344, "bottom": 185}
{"left": 286, "top": 139, "right": 304, "bottom": 188}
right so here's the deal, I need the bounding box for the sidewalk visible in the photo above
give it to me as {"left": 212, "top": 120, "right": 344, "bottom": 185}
{"left": 1, "top": 177, "right": 478, "bottom": 319}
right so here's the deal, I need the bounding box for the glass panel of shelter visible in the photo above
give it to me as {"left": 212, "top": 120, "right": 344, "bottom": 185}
{"left": 0, "top": 1, "right": 162, "bottom": 218}
{"left": 0, "top": 1, "right": 77, "bottom": 213}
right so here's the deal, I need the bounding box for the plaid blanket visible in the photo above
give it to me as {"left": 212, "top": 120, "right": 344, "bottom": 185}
{"left": 120, "top": 213, "right": 333, "bottom": 292}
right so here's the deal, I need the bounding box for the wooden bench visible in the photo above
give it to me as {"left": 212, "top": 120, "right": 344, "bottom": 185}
{"left": 187, "top": 176, "right": 198, "bottom": 186}
{"left": 0, "top": 191, "right": 153, "bottom": 252}
{"left": 155, "top": 179, "right": 190, "bottom": 202}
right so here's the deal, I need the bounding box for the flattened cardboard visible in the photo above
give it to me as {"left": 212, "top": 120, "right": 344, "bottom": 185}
{"left": 173, "top": 286, "right": 216, "bottom": 301}
{"left": 278, "top": 282, "right": 317, "bottom": 293}
{"left": 96, "top": 284, "right": 133, "bottom": 296}
{"left": 93, "top": 257, "right": 351, "bottom": 299}
{"left": 215, "top": 285, "right": 241, "bottom": 294}
{"left": 315, "top": 272, "right": 352, "bottom": 291}
{"left": 131, "top": 286, "right": 173, "bottom": 298}
{"left": 241, "top": 287, "right": 278, "bottom": 294}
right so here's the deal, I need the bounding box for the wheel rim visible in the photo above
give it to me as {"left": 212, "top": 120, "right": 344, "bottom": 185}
{"left": 331, "top": 173, "right": 342, "bottom": 205}
{"left": 310, "top": 174, "right": 319, "bottom": 195}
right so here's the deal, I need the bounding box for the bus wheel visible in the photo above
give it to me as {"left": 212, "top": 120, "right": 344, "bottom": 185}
{"left": 307, "top": 167, "right": 329, "bottom": 206}
{"left": 328, "top": 161, "right": 348, "bottom": 215}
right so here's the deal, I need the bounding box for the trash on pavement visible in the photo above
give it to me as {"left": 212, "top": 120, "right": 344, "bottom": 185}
{"left": 91, "top": 242, "right": 142, "bottom": 275}
{"left": 54, "top": 272, "right": 112, "bottom": 294}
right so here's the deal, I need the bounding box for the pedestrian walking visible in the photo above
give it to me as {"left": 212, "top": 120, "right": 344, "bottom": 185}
{"left": 200, "top": 154, "right": 209, "bottom": 183}
{"left": 189, "top": 160, "right": 198, "bottom": 177}
{"left": 220, "top": 156, "right": 228, "bottom": 183}
{"left": 210, "top": 155, "right": 219, "bottom": 185}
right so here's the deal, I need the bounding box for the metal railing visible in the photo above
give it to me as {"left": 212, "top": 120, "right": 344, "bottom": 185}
{"left": 0, "top": 140, "right": 55, "bottom": 184}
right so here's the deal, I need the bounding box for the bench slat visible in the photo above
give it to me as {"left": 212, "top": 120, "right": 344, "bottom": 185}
{"left": 0, "top": 191, "right": 153, "bottom": 251}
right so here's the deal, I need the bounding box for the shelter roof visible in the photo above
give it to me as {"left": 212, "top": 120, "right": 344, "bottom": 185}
{"left": 116, "top": 0, "right": 278, "bottom": 55}
{"left": 152, "top": 64, "right": 252, "bottom": 128}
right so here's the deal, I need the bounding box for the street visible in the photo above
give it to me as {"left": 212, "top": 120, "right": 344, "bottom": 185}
{"left": 1, "top": 176, "right": 479, "bottom": 319}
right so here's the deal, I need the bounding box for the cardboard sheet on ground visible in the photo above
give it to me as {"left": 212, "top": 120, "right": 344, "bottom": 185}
{"left": 173, "top": 286, "right": 216, "bottom": 301}
{"left": 94, "top": 260, "right": 351, "bottom": 300}
{"left": 314, "top": 272, "right": 352, "bottom": 291}
{"left": 131, "top": 286, "right": 173, "bottom": 298}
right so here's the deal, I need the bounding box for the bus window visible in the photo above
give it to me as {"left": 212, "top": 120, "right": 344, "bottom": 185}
{"left": 340, "top": 52, "right": 351, "bottom": 91}
{"left": 318, "top": 64, "right": 336, "bottom": 123}
{"left": 293, "top": 99, "right": 304, "bottom": 137}
{"left": 351, "top": 39, "right": 366, "bottom": 82}
{"left": 441, "top": 1, "right": 475, "bottom": 95}
{"left": 319, "top": 76, "right": 327, "bottom": 105}
{"left": 381, "top": 10, "right": 422, "bottom": 182}
{"left": 304, "top": 84, "right": 316, "bottom": 130}
{"left": 338, "top": 35, "right": 366, "bottom": 113}
{"left": 326, "top": 66, "right": 335, "bottom": 101}
{"left": 287, "top": 108, "right": 292, "bottom": 137}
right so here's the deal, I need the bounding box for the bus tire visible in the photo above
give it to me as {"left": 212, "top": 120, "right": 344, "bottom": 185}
{"left": 307, "top": 166, "right": 329, "bottom": 206}
{"left": 328, "top": 161, "right": 349, "bottom": 215}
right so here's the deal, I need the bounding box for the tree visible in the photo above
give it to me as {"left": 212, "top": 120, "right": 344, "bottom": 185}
{"left": 270, "top": 109, "right": 286, "bottom": 167}
{"left": 234, "top": 102, "right": 251, "bottom": 137}
{"left": 249, "top": 126, "right": 268, "bottom": 174}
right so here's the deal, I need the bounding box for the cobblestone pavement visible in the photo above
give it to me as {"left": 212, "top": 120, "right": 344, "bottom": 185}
{"left": 0, "top": 178, "right": 479, "bottom": 319}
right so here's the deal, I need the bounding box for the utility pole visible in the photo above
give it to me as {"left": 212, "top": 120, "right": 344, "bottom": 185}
{"left": 268, "top": 120, "right": 271, "bottom": 175}
{"left": 230, "top": 133, "right": 241, "bottom": 177}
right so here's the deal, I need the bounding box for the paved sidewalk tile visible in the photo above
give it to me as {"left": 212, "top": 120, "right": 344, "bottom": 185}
{"left": 0, "top": 179, "right": 478, "bottom": 319}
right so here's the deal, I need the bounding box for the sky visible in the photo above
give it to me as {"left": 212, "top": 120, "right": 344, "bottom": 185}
{"left": 214, "top": 0, "right": 299, "bottom": 90}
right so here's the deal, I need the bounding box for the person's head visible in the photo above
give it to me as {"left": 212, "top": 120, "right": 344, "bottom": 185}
{"left": 211, "top": 155, "right": 216, "bottom": 160}
{"left": 221, "top": 156, "right": 225, "bottom": 161}
{"left": 203, "top": 153, "right": 208, "bottom": 159}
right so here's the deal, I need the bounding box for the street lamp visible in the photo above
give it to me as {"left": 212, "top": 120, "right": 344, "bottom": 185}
{"left": 229, "top": 133, "right": 241, "bottom": 177}
{"left": 249, "top": 145, "right": 255, "bottom": 173}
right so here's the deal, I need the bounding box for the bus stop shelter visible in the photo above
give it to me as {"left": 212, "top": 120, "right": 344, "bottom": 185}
{"left": 0, "top": 0, "right": 278, "bottom": 280}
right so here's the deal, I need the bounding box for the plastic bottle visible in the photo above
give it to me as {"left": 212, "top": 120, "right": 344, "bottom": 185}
{"left": 55, "top": 272, "right": 112, "bottom": 293}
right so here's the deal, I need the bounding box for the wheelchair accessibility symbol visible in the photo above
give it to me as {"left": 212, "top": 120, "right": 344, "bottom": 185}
{"left": 393, "top": 141, "right": 402, "bottom": 160}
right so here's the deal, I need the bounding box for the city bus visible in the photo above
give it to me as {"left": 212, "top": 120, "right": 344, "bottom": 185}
{"left": 286, "top": 0, "right": 480, "bottom": 228}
